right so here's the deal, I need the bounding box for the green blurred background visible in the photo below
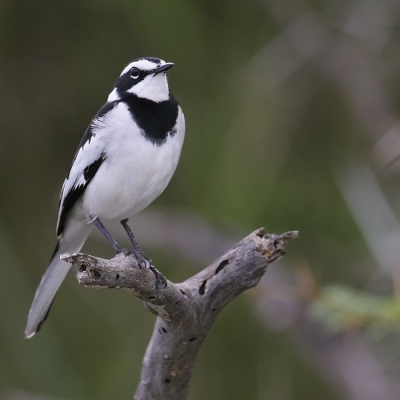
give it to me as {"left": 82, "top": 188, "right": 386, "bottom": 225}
{"left": 2, "top": 0, "right": 400, "bottom": 399}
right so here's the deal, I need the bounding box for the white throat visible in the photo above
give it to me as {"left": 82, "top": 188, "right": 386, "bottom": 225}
{"left": 127, "top": 74, "right": 170, "bottom": 102}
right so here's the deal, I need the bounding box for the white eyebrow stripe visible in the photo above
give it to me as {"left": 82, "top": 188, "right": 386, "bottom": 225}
{"left": 120, "top": 59, "right": 165, "bottom": 76}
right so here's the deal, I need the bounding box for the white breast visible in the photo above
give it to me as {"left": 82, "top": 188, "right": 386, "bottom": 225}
{"left": 80, "top": 102, "right": 185, "bottom": 222}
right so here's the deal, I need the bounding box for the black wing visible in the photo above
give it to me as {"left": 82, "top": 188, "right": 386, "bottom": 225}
{"left": 56, "top": 101, "right": 118, "bottom": 236}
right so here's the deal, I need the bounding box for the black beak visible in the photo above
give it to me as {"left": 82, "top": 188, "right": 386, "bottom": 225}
{"left": 153, "top": 62, "right": 174, "bottom": 75}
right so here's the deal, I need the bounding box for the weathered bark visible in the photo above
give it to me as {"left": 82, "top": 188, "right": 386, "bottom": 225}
{"left": 62, "top": 228, "right": 297, "bottom": 400}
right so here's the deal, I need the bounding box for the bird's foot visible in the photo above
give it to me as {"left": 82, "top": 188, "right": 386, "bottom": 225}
{"left": 116, "top": 247, "right": 166, "bottom": 289}
{"left": 149, "top": 265, "right": 167, "bottom": 290}
{"left": 136, "top": 253, "right": 167, "bottom": 289}
{"left": 116, "top": 247, "right": 147, "bottom": 268}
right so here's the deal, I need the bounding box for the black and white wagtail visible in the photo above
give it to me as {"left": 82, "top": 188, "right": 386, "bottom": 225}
{"left": 25, "top": 57, "right": 185, "bottom": 338}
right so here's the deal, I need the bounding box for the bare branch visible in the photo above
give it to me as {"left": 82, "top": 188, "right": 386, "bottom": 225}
{"left": 62, "top": 229, "right": 297, "bottom": 400}
{"left": 124, "top": 207, "right": 400, "bottom": 399}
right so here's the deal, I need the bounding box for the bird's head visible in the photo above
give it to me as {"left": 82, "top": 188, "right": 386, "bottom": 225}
{"left": 108, "top": 57, "right": 174, "bottom": 103}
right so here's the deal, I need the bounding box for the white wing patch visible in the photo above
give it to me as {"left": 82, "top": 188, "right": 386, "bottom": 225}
{"left": 56, "top": 113, "right": 111, "bottom": 234}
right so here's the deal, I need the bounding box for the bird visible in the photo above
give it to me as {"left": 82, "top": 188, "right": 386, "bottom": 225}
{"left": 24, "top": 57, "right": 185, "bottom": 339}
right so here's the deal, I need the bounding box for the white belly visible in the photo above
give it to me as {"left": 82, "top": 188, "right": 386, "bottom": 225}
{"left": 80, "top": 103, "right": 185, "bottom": 222}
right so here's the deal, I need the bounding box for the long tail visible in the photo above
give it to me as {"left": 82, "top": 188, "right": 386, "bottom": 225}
{"left": 24, "top": 223, "right": 91, "bottom": 339}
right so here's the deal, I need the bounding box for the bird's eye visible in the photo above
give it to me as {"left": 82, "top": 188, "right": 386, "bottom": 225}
{"left": 130, "top": 67, "right": 140, "bottom": 79}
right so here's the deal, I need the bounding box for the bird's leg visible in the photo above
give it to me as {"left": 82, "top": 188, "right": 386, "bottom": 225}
{"left": 92, "top": 217, "right": 132, "bottom": 256}
{"left": 120, "top": 218, "right": 167, "bottom": 289}
{"left": 120, "top": 219, "right": 148, "bottom": 260}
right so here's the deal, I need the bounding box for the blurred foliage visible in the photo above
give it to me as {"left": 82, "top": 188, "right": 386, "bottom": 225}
{"left": 311, "top": 285, "right": 400, "bottom": 333}
{"left": 2, "top": 0, "right": 400, "bottom": 399}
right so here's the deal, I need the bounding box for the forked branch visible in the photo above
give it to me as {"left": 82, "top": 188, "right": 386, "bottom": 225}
{"left": 62, "top": 228, "right": 297, "bottom": 400}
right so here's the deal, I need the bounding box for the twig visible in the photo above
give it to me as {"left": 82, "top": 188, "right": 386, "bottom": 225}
{"left": 61, "top": 228, "right": 297, "bottom": 400}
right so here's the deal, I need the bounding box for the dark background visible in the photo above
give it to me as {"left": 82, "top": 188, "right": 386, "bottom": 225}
{"left": 2, "top": 0, "right": 400, "bottom": 399}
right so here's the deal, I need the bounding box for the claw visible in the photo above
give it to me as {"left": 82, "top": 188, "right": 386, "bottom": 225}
{"left": 149, "top": 266, "right": 167, "bottom": 289}
{"left": 117, "top": 246, "right": 166, "bottom": 289}
{"left": 135, "top": 252, "right": 151, "bottom": 269}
